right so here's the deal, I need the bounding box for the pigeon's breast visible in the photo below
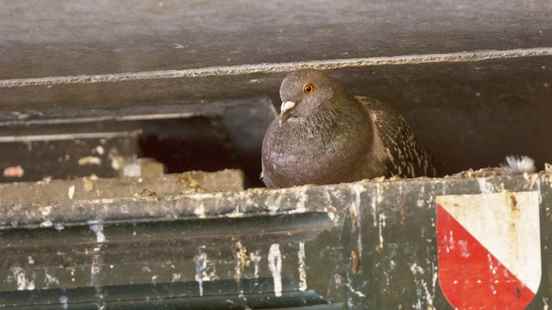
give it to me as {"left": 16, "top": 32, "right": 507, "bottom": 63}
{"left": 262, "top": 117, "right": 372, "bottom": 187}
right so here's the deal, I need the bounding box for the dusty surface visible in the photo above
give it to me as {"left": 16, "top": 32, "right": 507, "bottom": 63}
{"left": 0, "top": 169, "right": 244, "bottom": 208}
{"left": 2, "top": 1, "right": 552, "bottom": 79}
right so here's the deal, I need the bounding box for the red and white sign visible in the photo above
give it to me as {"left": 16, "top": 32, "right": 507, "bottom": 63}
{"left": 436, "top": 191, "right": 541, "bottom": 309}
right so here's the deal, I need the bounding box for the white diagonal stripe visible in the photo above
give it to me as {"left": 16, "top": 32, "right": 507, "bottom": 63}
{"left": 437, "top": 191, "right": 541, "bottom": 293}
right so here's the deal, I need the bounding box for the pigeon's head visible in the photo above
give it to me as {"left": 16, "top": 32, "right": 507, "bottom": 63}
{"left": 278, "top": 69, "right": 343, "bottom": 125}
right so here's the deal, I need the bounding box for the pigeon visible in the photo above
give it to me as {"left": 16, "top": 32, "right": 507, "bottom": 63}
{"left": 261, "top": 69, "right": 437, "bottom": 188}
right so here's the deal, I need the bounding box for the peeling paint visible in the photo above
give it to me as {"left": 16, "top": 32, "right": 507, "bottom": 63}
{"left": 268, "top": 243, "right": 283, "bottom": 297}
{"left": 45, "top": 271, "right": 61, "bottom": 287}
{"left": 298, "top": 242, "right": 307, "bottom": 291}
{"left": 194, "top": 246, "right": 217, "bottom": 297}
{"left": 59, "top": 295, "right": 69, "bottom": 310}
{"left": 234, "top": 241, "right": 248, "bottom": 283}
{"left": 90, "top": 245, "right": 105, "bottom": 310}
{"left": 409, "top": 263, "right": 434, "bottom": 309}
{"left": 250, "top": 250, "right": 262, "bottom": 279}
{"left": 458, "top": 239, "right": 470, "bottom": 258}
{"left": 416, "top": 186, "right": 426, "bottom": 208}
{"left": 171, "top": 273, "right": 182, "bottom": 282}
{"left": 378, "top": 213, "right": 387, "bottom": 249}
{"left": 323, "top": 190, "right": 340, "bottom": 225}
{"left": 90, "top": 254, "right": 102, "bottom": 280}
{"left": 88, "top": 221, "right": 106, "bottom": 243}
{"left": 265, "top": 192, "right": 283, "bottom": 214}
{"left": 345, "top": 282, "right": 366, "bottom": 298}
{"left": 410, "top": 263, "right": 424, "bottom": 275}
{"left": 371, "top": 184, "right": 378, "bottom": 227}
{"left": 351, "top": 183, "right": 364, "bottom": 257}
{"left": 295, "top": 191, "right": 307, "bottom": 213}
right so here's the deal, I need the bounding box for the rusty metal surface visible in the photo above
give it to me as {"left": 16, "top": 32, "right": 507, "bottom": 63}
{"left": 0, "top": 172, "right": 550, "bottom": 308}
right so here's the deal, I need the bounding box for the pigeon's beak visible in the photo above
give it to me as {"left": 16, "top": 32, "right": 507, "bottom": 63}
{"left": 279, "top": 101, "right": 296, "bottom": 125}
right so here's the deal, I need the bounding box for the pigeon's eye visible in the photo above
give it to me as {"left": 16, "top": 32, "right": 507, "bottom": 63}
{"left": 303, "top": 83, "right": 315, "bottom": 94}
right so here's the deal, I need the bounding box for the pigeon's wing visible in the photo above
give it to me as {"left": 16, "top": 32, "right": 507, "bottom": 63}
{"left": 355, "top": 96, "right": 438, "bottom": 178}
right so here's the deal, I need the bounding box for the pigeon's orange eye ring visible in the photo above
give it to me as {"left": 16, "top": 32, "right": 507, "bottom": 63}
{"left": 303, "top": 83, "right": 315, "bottom": 94}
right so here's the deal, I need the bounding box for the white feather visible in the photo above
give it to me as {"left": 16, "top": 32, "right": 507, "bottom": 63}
{"left": 502, "top": 155, "right": 536, "bottom": 174}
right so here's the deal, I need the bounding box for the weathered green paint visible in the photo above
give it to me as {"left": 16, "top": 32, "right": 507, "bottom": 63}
{"left": 1, "top": 173, "right": 550, "bottom": 308}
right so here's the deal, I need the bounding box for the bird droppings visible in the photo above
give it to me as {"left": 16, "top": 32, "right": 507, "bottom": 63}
{"left": 194, "top": 203, "right": 206, "bottom": 218}
{"left": 40, "top": 220, "right": 53, "bottom": 228}
{"left": 67, "top": 185, "right": 75, "bottom": 200}
{"left": 83, "top": 177, "right": 95, "bottom": 192}
{"left": 0, "top": 169, "right": 549, "bottom": 306}
{"left": 54, "top": 222, "right": 65, "bottom": 231}
{"left": 39, "top": 206, "right": 52, "bottom": 217}
{"left": 78, "top": 156, "right": 102, "bottom": 166}
{"left": 268, "top": 243, "right": 283, "bottom": 297}
{"left": 294, "top": 191, "right": 307, "bottom": 213}
{"left": 109, "top": 154, "right": 124, "bottom": 171}
{"left": 95, "top": 146, "right": 105, "bottom": 155}
{"left": 11, "top": 267, "right": 35, "bottom": 291}
{"left": 477, "top": 178, "right": 495, "bottom": 194}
